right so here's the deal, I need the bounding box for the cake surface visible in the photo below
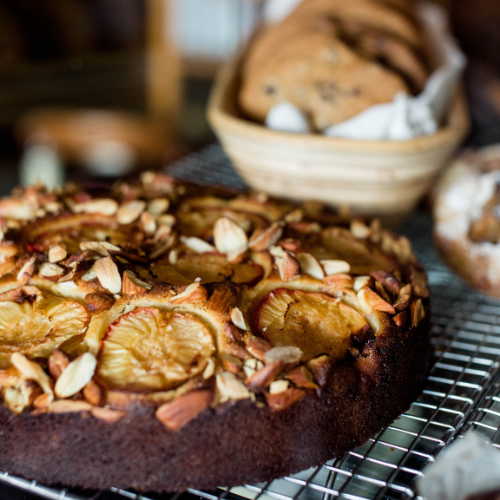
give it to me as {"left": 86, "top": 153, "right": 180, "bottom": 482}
{"left": 0, "top": 173, "right": 431, "bottom": 491}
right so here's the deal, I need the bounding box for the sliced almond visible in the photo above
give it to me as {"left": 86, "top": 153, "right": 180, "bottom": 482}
{"left": 17, "top": 257, "right": 36, "bottom": 285}
{"left": 393, "top": 293, "right": 411, "bottom": 312}
{"left": 48, "top": 350, "right": 70, "bottom": 380}
{"left": 285, "top": 365, "right": 319, "bottom": 389}
{"left": 350, "top": 220, "right": 371, "bottom": 239}
{"left": 171, "top": 283, "right": 207, "bottom": 305}
{"left": 116, "top": 200, "right": 146, "bottom": 225}
{"left": 73, "top": 198, "right": 118, "bottom": 216}
{"left": 371, "top": 270, "right": 400, "bottom": 297}
{"left": 269, "top": 379, "right": 289, "bottom": 394}
{"left": 80, "top": 241, "right": 121, "bottom": 257}
{"left": 148, "top": 198, "right": 169, "bottom": 217}
{"left": 55, "top": 352, "right": 97, "bottom": 399}
{"left": 213, "top": 217, "right": 248, "bottom": 255}
{"left": 246, "top": 337, "right": 272, "bottom": 363}
{"left": 393, "top": 310, "right": 408, "bottom": 328}
{"left": 216, "top": 372, "right": 250, "bottom": 403}
{"left": 249, "top": 223, "right": 283, "bottom": 251}
{"left": 230, "top": 307, "right": 248, "bottom": 330}
{"left": 141, "top": 210, "right": 157, "bottom": 234}
{"left": 320, "top": 260, "right": 350, "bottom": 276}
{"left": 411, "top": 298, "right": 425, "bottom": 327}
{"left": 265, "top": 387, "right": 305, "bottom": 411}
{"left": 277, "top": 252, "right": 301, "bottom": 281}
{"left": 44, "top": 400, "right": 93, "bottom": 414}
{"left": 83, "top": 380, "right": 102, "bottom": 405}
{"left": 11, "top": 353, "right": 53, "bottom": 394}
{"left": 33, "top": 392, "right": 54, "bottom": 409}
{"left": 399, "top": 283, "right": 412, "bottom": 299}
{"left": 353, "top": 275, "right": 371, "bottom": 292}
{"left": 245, "top": 361, "right": 283, "bottom": 392}
{"left": 94, "top": 257, "right": 121, "bottom": 294}
{"left": 154, "top": 224, "right": 172, "bottom": 243}
{"left": 357, "top": 287, "right": 396, "bottom": 315}
{"left": 270, "top": 245, "right": 285, "bottom": 258}
{"left": 220, "top": 354, "right": 242, "bottom": 374}
{"left": 39, "top": 262, "right": 64, "bottom": 281}
{"left": 158, "top": 214, "right": 176, "bottom": 226}
{"left": 121, "top": 270, "right": 151, "bottom": 295}
{"left": 91, "top": 407, "right": 126, "bottom": 422}
{"left": 265, "top": 346, "right": 302, "bottom": 366}
{"left": 3, "top": 386, "right": 29, "bottom": 414}
{"left": 48, "top": 245, "right": 67, "bottom": 263}
{"left": 202, "top": 358, "right": 215, "bottom": 380}
{"left": 181, "top": 236, "right": 216, "bottom": 254}
{"left": 168, "top": 249, "right": 178, "bottom": 265}
{"left": 156, "top": 390, "right": 212, "bottom": 430}
{"left": 296, "top": 253, "right": 324, "bottom": 280}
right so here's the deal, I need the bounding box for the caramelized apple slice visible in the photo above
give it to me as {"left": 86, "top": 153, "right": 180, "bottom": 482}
{"left": 256, "top": 289, "right": 369, "bottom": 361}
{"left": 97, "top": 308, "right": 215, "bottom": 391}
{"left": 0, "top": 290, "right": 89, "bottom": 360}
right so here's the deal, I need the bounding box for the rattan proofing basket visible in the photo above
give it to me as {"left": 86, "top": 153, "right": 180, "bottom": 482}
{"left": 207, "top": 57, "right": 470, "bottom": 225}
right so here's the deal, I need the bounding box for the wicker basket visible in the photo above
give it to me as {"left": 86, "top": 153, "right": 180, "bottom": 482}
{"left": 207, "top": 57, "right": 470, "bottom": 225}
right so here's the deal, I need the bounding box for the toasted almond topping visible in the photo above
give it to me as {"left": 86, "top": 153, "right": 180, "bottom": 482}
{"left": 246, "top": 337, "right": 272, "bottom": 363}
{"left": 249, "top": 223, "right": 283, "bottom": 251}
{"left": 55, "top": 352, "right": 97, "bottom": 399}
{"left": 168, "top": 249, "right": 178, "bottom": 265}
{"left": 306, "top": 355, "right": 332, "bottom": 388}
{"left": 148, "top": 198, "right": 169, "bottom": 217}
{"left": 320, "top": 260, "right": 350, "bottom": 276}
{"left": 213, "top": 217, "right": 248, "bottom": 255}
{"left": 94, "top": 257, "right": 121, "bottom": 294}
{"left": 3, "top": 386, "right": 29, "bottom": 414}
{"left": 202, "top": 358, "right": 215, "bottom": 379}
{"left": 116, "top": 200, "right": 146, "bottom": 225}
{"left": 49, "top": 245, "right": 67, "bottom": 263}
{"left": 371, "top": 270, "right": 400, "bottom": 297}
{"left": 269, "top": 245, "right": 285, "bottom": 258}
{"left": 91, "top": 407, "right": 126, "bottom": 422}
{"left": 156, "top": 389, "right": 212, "bottom": 430}
{"left": 17, "top": 257, "right": 36, "bottom": 285}
{"left": 296, "top": 253, "right": 324, "bottom": 280}
{"left": 80, "top": 241, "right": 121, "bottom": 257}
{"left": 269, "top": 379, "right": 289, "bottom": 394}
{"left": 277, "top": 252, "right": 301, "bottom": 281}
{"left": 171, "top": 283, "right": 207, "bottom": 305}
{"left": 220, "top": 354, "right": 242, "bottom": 374}
{"left": 245, "top": 361, "right": 283, "bottom": 392}
{"left": 141, "top": 210, "right": 157, "bottom": 234}
{"left": 393, "top": 236, "right": 415, "bottom": 264}
{"left": 265, "top": 346, "right": 302, "bottom": 366}
{"left": 353, "top": 275, "right": 371, "bottom": 292}
{"left": 33, "top": 392, "right": 54, "bottom": 409}
{"left": 158, "top": 214, "right": 176, "bottom": 226}
{"left": 11, "top": 353, "right": 53, "bottom": 395}
{"left": 399, "top": 283, "right": 412, "bottom": 299}
{"left": 181, "top": 236, "right": 216, "bottom": 254}
{"left": 411, "top": 298, "right": 425, "bottom": 327}
{"left": 393, "top": 310, "right": 408, "bottom": 328}
{"left": 0, "top": 199, "right": 35, "bottom": 220}
{"left": 154, "top": 224, "right": 172, "bottom": 243}
{"left": 122, "top": 270, "right": 151, "bottom": 295}
{"left": 393, "top": 293, "right": 411, "bottom": 311}
{"left": 48, "top": 350, "right": 70, "bottom": 380}
{"left": 216, "top": 372, "right": 250, "bottom": 402}
{"left": 285, "top": 365, "right": 319, "bottom": 389}
{"left": 357, "top": 288, "right": 396, "bottom": 315}
{"left": 265, "top": 387, "right": 305, "bottom": 412}
{"left": 230, "top": 307, "right": 249, "bottom": 330}
{"left": 45, "top": 400, "right": 93, "bottom": 414}
{"left": 351, "top": 220, "right": 371, "bottom": 239}
{"left": 83, "top": 380, "right": 102, "bottom": 405}
{"left": 73, "top": 198, "right": 118, "bottom": 216}
{"left": 39, "top": 262, "right": 64, "bottom": 281}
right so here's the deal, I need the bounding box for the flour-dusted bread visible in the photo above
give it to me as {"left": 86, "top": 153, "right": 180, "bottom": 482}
{"left": 0, "top": 174, "right": 431, "bottom": 491}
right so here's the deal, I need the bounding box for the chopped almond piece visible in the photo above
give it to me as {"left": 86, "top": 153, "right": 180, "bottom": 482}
{"left": 48, "top": 349, "right": 70, "bottom": 380}
{"left": 230, "top": 307, "right": 249, "bottom": 330}
{"left": 116, "top": 200, "right": 146, "bottom": 225}
{"left": 285, "top": 366, "right": 319, "bottom": 389}
{"left": 321, "top": 260, "right": 350, "bottom": 276}
{"left": 265, "top": 387, "right": 305, "bottom": 412}
{"left": 48, "top": 245, "right": 67, "bottom": 263}
{"left": 296, "top": 253, "right": 324, "bottom": 280}
{"left": 350, "top": 220, "right": 371, "bottom": 239}
{"left": 156, "top": 390, "right": 212, "bottom": 431}
{"left": 246, "top": 337, "right": 272, "bottom": 363}
{"left": 17, "top": 257, "right": 36, "bottom": 285}
{"left": 277, "top": 252, "right": 301, "bottom": 281}
{"left": 245, "top": 361, "right": 283, "bottom": 392}
{"left": 213, "top": 217, "right": 248, "bottom": 255}
{"left": 357, "top": 288, "right": 396, "bottom": 315}
{"left": 122, "top": 270, "right": 151, "bottom": 295}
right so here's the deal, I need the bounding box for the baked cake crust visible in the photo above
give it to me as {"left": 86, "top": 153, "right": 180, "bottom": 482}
{"left": 0, "top": 174, "right": 431, "bottom": 491}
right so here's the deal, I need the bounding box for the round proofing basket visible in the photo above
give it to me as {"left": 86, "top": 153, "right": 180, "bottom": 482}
{"left": 207, "top": 58, "right": 470, "bottom": 226}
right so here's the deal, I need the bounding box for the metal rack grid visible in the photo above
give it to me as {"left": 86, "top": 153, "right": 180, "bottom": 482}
{"left": 1, "top": 144, "right": 500, "bottom": 500}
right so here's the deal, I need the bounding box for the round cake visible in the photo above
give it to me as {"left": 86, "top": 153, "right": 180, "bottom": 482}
{"left": 0, "top": 173, "right": 431, "bottom": 492}
{"left": 434, "top": 145, "right": 500, "bottom": 296}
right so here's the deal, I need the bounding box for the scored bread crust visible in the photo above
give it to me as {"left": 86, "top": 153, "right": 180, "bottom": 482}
{"left": 0, "top": 175, "right": 431, "bottom": 491}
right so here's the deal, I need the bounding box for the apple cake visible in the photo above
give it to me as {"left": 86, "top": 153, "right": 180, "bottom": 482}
{"left": 434, "top": 146, "right": 500, "bottom": 296}
{"left": 0, "top": 173, "right": 431, "bottom": 492}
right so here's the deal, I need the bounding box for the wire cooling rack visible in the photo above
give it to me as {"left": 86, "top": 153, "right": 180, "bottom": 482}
{"left": 2, "top": 144, "right": 500, "bottom": 500}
